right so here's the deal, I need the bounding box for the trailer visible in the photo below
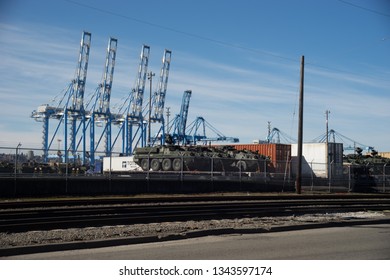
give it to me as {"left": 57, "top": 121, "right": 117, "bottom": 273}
{"left": 102, "top": 156, "right": 142, "bottom": 173}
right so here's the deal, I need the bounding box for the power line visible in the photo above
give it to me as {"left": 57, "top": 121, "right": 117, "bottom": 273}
{"left": 64, "top": 0, "right": 297, "bottom": 63}
{"left": 64, "top": 0, "right": 388, "bottom": 83}
{"left": 338, "top": 0, "right": 390, "bottom": 18}
{"left": 305, "top": 59, "right": 390, "bottom": 84}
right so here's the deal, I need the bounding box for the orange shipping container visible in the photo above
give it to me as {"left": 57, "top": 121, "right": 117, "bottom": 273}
{"left": 229, "top": 143, "right": 291, "bottom": 173}
{"left": 229, "top": 143, "right": 291, "bottom": 164}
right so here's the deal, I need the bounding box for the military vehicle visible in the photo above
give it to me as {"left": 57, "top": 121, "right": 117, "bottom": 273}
{"left": 133, "top": 145, "right": 267, "bottom": 172}
{"left": 344, "top": 147, "right": 390, "bottom": 173}
{"left": 343, "top": 147, "right": 390, "bottom": 192}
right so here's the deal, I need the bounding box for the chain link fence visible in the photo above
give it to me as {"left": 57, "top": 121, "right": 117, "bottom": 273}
{"left": 1, "top": 146, "right": 389, "bottom": 193}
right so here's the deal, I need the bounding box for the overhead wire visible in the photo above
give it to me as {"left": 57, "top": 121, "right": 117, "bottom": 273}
{"left": 64, "top": 0, "right": 388, "bottom": 86}
{"left": 63, "top": 0, "right": 297, "bottom": 63}
{"left": 337, "top": 0, "right": 390, "bottom": 18}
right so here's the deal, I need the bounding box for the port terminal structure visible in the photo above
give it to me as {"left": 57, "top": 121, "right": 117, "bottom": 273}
{"left": 31, "top": 32, "right": 174, "bottom": 166}
{"left": 31, "top": 31, "right": 238, "bottom": 167}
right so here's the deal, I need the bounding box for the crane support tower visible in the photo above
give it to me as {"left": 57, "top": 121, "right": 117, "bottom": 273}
{"left": 89, "top": 37, "right": 117, "bottom": 165}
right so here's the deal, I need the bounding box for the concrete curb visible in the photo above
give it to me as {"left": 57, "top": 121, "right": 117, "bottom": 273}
{"left": 1, "top": 218, "right": 390, "bottom": 257}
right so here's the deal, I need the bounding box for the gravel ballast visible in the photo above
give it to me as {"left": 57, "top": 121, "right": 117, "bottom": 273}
{"left": 0, "top": 211, "right": 387, "bottom": 249}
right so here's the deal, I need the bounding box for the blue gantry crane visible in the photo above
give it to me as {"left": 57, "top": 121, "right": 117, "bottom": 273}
{"left": 32, "top": 31, "right": 178, "bottom": 164}
{"left": 168, "top": 91, "right": 239, "bottom": 145}
{"left": 65, "top": 31, "right": 91, "bottom": 164}
{"left": 169, "top": 90, "right": 192, "bottom": 145}
{"left": 186, "top": 117, "right": 239, "bottom": 145}
{"left": 112, "top": 44, "right": 150, "bottom": 155}
{"left": 88, "top": 37, "right": 117, "bottom": 165}
{"left": 312, "top": 129, "right": 374, "bottom": 152}
{"left": 31, "top": 31, "right": 92, "bottom": 164}
{"left": 148, "top": 49, "right": 172, "bottom": 146}
{"left": 266, "top": 127, "right": 296, "bottom": 144}
{"left": 31, "top": 31, "right": 242, "bottom": 166}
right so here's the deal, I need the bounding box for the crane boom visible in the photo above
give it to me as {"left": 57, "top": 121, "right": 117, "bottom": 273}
{"left": 178, "top": 90, "right": 192, "bottom": 138}
{"left": 170, "top": 90, "right": 192, "bottom": 145}
{"left": 130, "top": 44, "right": 150, "bottom": 118}
{"left": 98, "top": 37, "right": 117, "bottom": 114}
{"left": 63, "top": 31, "right": 91, "bottom": 164}
{"left": 187, "top": 116, "right": 239, "bottom": 144}
{"left": 114, "top": 44, "right": 151, "bottom": 155}
{"left": 152, "top": 49, "right": 171, "bottom": 121}
{"left": 70, "top": 31, "right": 91, "bottom": 112}
{"left": 266, "top": 127, "right": 296, "bottom": 144}
{"left": 31, "top": 31, "right": 91, "bottom": 163}
{"left": 89, "top": 37, "right": 118, "bottom": 165}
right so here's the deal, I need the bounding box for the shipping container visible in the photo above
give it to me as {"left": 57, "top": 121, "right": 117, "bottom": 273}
{"left": 221, "top": 143, "right": 291, "bottom": 173}
{"left": 102, "top": 156, "right": 142, "bottom": 173}
{"left": 291, "top": 142, "right": 343, "bottom": 178}
{"left": 229, "top": 143, "right": 291, "bottom": 162}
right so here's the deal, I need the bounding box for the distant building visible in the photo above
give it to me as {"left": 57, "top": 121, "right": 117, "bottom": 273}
{"left": 379, "top": 152, "right": 390, "bottom": 159}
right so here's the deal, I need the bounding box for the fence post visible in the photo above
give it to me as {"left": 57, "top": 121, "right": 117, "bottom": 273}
{"left": 239, "top": 158, "right": 242, "bottom": 181}
{"left": 211, "top": 157, "right": 213, "bottom": 180}
{"left": 110, "top": 152, "right": 113, "bottom": 193}
{"left": 310, "top": 161, "right": 314, "bottom": 191}
{"left": 180, "top": 155, "right": 183, "bottom": 182}
{"left": 14, "top": 143, "right": 21, "bottom": 197}
{"left": 65, "top": 153, "right": 69, "bottom": 194}
{"left": 146, "top": 153, "right": 150, "bottom": 193}
{"left": 328, "top": 160, "right": 333, "bottom": 193}
{"left": 348, "top": 165, "right": 351, "bottom": 192}
{"left": 384, "top": 163, "right": 387, "bottom": 193}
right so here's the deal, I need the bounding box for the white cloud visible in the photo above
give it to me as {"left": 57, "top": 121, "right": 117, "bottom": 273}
{"left": 0, "top": 22, "right": 389, "bottom": 152}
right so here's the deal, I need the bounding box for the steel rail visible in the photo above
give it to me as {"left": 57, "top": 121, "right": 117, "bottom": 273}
{"left": 1, "top": 198, "right": 390, "bottom": 233}
{"left": 1, "top": 194, "right": 390, "bottom": 209}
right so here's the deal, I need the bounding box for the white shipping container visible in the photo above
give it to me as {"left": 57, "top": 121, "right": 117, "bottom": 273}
{"left": 291, "top": 142, "right": 343, "bottom": 178}
{"left": 102, "top": 156, "right": 142, "bottom": 173}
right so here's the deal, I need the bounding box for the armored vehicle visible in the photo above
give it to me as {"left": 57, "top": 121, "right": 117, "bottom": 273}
{"left": 133, "top": 145, "right": 266, "bottom": 172}
{"left": 344, "top": 147, "right": 390, "bottom": 174}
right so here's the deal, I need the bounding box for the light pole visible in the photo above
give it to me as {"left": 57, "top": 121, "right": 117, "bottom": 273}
{"left": 147, "top": 71, "right": 155, "bottom": 146}
{"left": 166, "top": 107, "right": 170, "bottom": 134}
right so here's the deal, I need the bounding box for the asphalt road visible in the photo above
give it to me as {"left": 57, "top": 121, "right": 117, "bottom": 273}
{"left": 5, "top": 223, "right": 390, "bottom": 260}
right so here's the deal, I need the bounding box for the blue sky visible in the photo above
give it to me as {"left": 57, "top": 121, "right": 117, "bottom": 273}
{"left": 0, "top": 0, "right": 389, "bottom": 152}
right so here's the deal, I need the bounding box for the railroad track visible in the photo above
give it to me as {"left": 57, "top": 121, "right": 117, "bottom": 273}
{"left": 1, "top": 195, "right": 390, "bottom": 233}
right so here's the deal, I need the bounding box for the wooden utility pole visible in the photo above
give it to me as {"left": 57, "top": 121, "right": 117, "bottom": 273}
{"left": 296, "top": 55, "right": 305, "bottom": 194}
